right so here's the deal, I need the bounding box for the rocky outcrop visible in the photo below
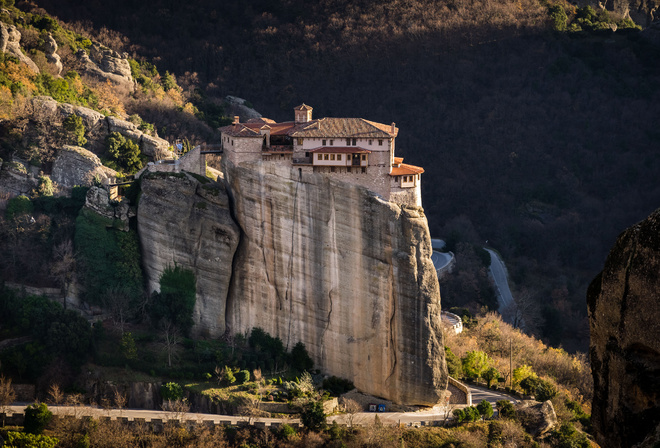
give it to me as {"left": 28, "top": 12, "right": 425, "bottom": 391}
{"left": 51, "top": 145, "right": 117, "bottom": 188}
{"left": 84, "top": 186, "right": 135, "bottom": 231}
{"left": 222, "top": 160, "right": 447, "bottom": 405}
{"left": 43, "top": 33, "right": 62, "bottom": 76}
{"left": 0, "top": 22, "right": 39, "bottom": 73}
{"left": 516, "top": 400, "right": 558, "bottom": 437}
{"left": 76, "top": 44, "right": 134, "bottom": 92}
{"left": 225, "top": 95, "right": 262, "bottom": 120}
{"left": 106, "top": 116, "right": 172, "bottom": 160}
{"left": 589, "top": 208, "right": 660, "bottom": 448}
{"left": 137, "top": 172, "right": 241, "bottom": 338}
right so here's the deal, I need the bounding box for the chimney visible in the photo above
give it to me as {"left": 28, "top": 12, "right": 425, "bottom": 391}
{"left": 391, "top": 122, "right": 396, "bottom": 134}
{"left": 233, "top": 116, "right": 240, "bottom": 125}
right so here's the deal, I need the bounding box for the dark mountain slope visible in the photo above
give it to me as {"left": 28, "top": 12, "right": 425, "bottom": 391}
{"left": 30, "top": 0, "right": 660, "bottom": 351}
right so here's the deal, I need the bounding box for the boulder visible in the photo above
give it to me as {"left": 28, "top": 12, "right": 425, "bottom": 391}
{"left": 589, "top": 207, "right": 660, "bottom": 448}
{"left": 515, "top": 400, "right": 558, "bottom": 437}
{"left": 140, "top": 134, "right": 172, "bottom": 160}
{"left": 51, "top": 145, "right": 117, "bottom": 188}
{"left": 30, "top": 96, "right": 58, "bottom": 119}
{"left": 0, "top": 22, "right": 39, "bottom": 73}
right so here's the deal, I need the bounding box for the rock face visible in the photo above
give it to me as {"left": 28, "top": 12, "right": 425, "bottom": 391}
{"left": 0, "top": 22, "right": 39, "bottom": 73}
{"left": 589, "top": 208, "right": 660, "bottom": 448}
{"left": 222, "top": 160, "right": 447, "bottom": 405}
{"left": 136, "top": 160, "right": 448, "bottom": 405}
{"left": 76, "top": 44, "right": 134, "bottom": 92}
{"left": 51, "top": 145, "right": 117, "bottom": 188}
{"left": 515, "top": 400, "right": 558, "bottom": 437}
{"left": 137, "top": 172, "right": 241, "bottom": 338}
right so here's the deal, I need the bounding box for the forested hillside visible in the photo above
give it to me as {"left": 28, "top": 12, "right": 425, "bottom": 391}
{"left": 21, "top": 0, "right": 660, "bottom": 351}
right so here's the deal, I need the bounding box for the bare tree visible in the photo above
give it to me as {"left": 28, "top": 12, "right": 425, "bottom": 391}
{"left": 50, "top": 239, "right": 76, "bottom": 309}
{"left": 343, "top": 398, "right": 362, "bottom": 427}
{"left": 161, "top": 320, "right": 181, "bottom": 368}
{"left": 114, "top": 388, "right": 128, "bottom": 416}
{"left": 0, "top": 375, "right": 16, "bottom": 426}
{"left": 47, "top": 383, "right": 64, "bottom": 405}
{"left": 102, "top": 286, "right": 134, "bottom": 335}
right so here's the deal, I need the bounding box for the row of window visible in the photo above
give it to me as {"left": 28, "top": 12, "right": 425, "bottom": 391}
{"left": 317, "top": 166, "right": 367, "bottom": 173}
{"left": 317, "top": 154, "right": 367, "bottom": 161}
{"left": 314, "top": 139, "right": 384, "bottom": 146}
{"left": 396, "top": 175, "right": 417, "bottom": 183}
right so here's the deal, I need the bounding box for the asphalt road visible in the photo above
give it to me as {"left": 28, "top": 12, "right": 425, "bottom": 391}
{"left": 431, "top": 251, "right": 453, "bottom": 271}
{"left": 485, "top": 248, "right": 514, "bottom": 311}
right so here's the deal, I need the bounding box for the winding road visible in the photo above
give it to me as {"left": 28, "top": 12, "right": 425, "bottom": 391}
{"left": 485, "top": 248, "right": 514, "bottom": 311}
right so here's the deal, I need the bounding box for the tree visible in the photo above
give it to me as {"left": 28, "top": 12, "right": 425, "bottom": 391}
{"left": 462, "top": 350, "right": 493, "bottom": 380}
{"left": 50, "top": 239, "right": 75, "bottom": 309}
{"left": 0, "top": 375, "right": 16, "bottom": 426}
{"left": 235, "top": 370, "right": 250, "bottom": 384}
{"left": 150, "top": 264, "right": 196, "bottom": 336}
{"left": 496, "top": 400, "right": 516, "bottom": 420}
{"left": 343, "top": 398, "right": 361, "bottom": 427}
{"left": 534, "top": 379, "right": 558, "bottom": 401}
{"left": 483, "top": 367, "right": 501, "bottom": 388}
{"left": 477, "top": 400, "right": 494, "bottom": 420}
{"left": 215, "top": 365, "right": 236, "bottom": 386}
{"left": 290, "top": 341, "right": 314, "bottom": 371}
{"left": 520, "top": 375, "right": 542, "bottom": 396}
{"left": 301, "top": 400, "right": 326, "bottom": 431}
{"left": 120, "top": 332, "right": 138, "bottom": 360}
{"left": 23, "top": 403, "right": 53, "bottom": 435}
{"left": 4, "top": 431, "right": 59, "bottom": 448}
{"left": 512, "top": 365, "right": 537, "bottom": 388}
{"left": 62, "top": 114, "right": 87, "bottom": 146}
{"left": 105, "top": 132, "right": 144, "bottom": 174}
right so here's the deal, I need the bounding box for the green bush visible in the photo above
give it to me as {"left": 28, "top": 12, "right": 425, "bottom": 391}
{"left": 496, "top": 400, "right": 516, "bottom": 420}
{"left": 23, "top": 403, "right": 53, "bottom": 435}
{"left": 482, "top": 367, "right": 501, "bottom": 388}
{"left": 549, "top": 5, "right": 568, "bottom": 32}
{"left": 150, "top": 264, "right": 196, "bottom": 335}
{"left": 548, "top": 422, "right": 590, "bottom": 448}
{"left": 322, "top": 376, "right": 354, "bottom": 396}
{"left": 290, "top": 341, "right": 314, "bottom": 372}
{"left": 248, "top": 327, "right": 285, "bottom": 360}
{"left": 5, "top": 195, "right": 33, "bottom": 219}
{"left": 160, "top": 382, "right": 183, "bottom": 401}
{"left": 520, "top": 375, "right": 542, "bottom": 395}
{"left": 477, "top": 400, "right": 494, "bottom": 420}
{"left": 462, "top": 350, "right": 494, "bottom": 380}
{"left": 236, "top": 369, "right": 250, "bottom": 384}
{"left": 300, "top": 401, "right": 326, "bottom": 431}
{"left": 105, "top": 132, "right": 145, "bottom": 175}
{"left": 535, "top": 379, "right": 558, "bottom": 401}
{"left": 445, "top": 346, "right": 463, "bottom": 377}
{"left": 278, "top": 423, "right": 297, "bottom": 439}
{"left": 5, "top": 431, "right": 58, "bottom": 448}
{"left": 63, "top": 115, "right": 87, "bottom": 146}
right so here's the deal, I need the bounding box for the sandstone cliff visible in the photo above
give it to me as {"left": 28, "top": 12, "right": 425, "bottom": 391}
{"left": 137, "top": 172, "right": 241, "bottom": 338}
{"left": 137, "top": 161, "right": 448, "bottom": 405}
{"left": 589, "top": 207, "right": 660, "bottom": 448}
{"left": 222, "top": 161, "right": 447, "bottom": 405}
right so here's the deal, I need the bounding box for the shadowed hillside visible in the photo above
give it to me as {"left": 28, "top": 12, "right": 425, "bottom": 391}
{"left": 30, "top": 0, "right": 660, "bottom": 351}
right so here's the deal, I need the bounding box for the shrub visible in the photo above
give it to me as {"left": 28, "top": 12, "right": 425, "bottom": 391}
{"left": 62, "top": 114, "right": 87, "bottom": 146}
{"left": 150, "top": 264, "right": 196, "bottom": 335}
{"left": 300, "top": 400, "right": 326, "bottom": 431}
{"left": 453, "top": 408, "right": 466, "bottom": 423}
{"left": 496, "top": 400, "right": 516, "bottom": 420}
{"left": 445, "top": 346, "right": 463, "bottom": 377}
{"left": 477, "top": 400, "right": 494, "bottom": 420}
{"left": 322, "top": 376, "right": 354, "bottom": 396}
{"left": 482, "top": 367, "right": 501, "bottom": 388}
{"left": 278, "top": 423, "right": 297, "bottom": 439}
{"left": 23, "top": 403, "right": 53, "bottom": 435}
{"left": 549, "top": 5, "right": 568, "bottom": 32}
{"left": 548, "top": 422, "right": 590, "bottom": 448}
{"left": 5, "top": 431, "right": 58, "bottom": 448}
{"left": 535, "top": 379, "right": 558, "bottom": 401}
{"left": 462, "top": 350, "right": 493, "bottom": 380}
{"left": 36, "top": 175, "right": 54, "bottom": 197}
{"left": 512, "top": 365, "right": 536, "bottom": 388}
{"left": 520, "top": 375, "right": 542, "bottom": 396}
{"left": 236, "top": 369, "right": 250, "bottom": 384}
{"left": 160, "top": 382, "right": 183, "bottom": 401}
{"left": 290, "top": 341, "right": 314, "bottom": 371}
{"left": 105, "top": 132, "right": 145, "bottom": 174}
{"left": 5, "top": 195, "right": 33, "bottom": 219}
{"left": 120, "top": 332, "right": 138, "bottom": 360}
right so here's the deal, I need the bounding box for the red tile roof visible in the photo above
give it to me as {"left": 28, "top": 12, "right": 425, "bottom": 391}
{"left": 390, "top": 163, "right": 425, "bottom": 176}
{"left": 291, "top": 118, "right": 396, "bottom": 138}
{"left": 308, "top": 147, "right": 372, "bottom": 154}
{"left": 393, "top": 157, "right": 404, "bottom": 165}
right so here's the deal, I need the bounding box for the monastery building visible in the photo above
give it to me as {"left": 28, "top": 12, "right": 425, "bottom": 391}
{"left": 220, "top": 104, "right": 424, "bottom": 207}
